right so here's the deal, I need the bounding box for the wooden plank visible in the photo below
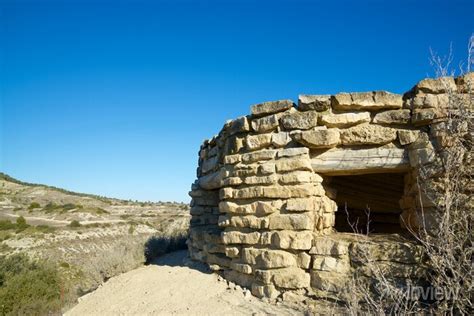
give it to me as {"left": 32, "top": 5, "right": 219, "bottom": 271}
{"left": 310, "top": 147, "right": 410, "bottom": 175}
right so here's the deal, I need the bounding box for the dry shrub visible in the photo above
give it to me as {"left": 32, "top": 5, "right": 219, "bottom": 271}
{"left": 342, "top": 36, "right": 473, "bottom": 315}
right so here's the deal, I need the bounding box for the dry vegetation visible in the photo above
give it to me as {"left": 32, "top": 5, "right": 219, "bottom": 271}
{"left": 0, "top": 174, "right": 190, "bottom": 313}
{"left": 340, "top": 37, "right": 473, "bottom": 315}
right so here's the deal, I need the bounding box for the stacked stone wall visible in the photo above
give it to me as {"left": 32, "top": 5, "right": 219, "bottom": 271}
{"left": 188, "top": 73, "right": 473, "bottom": 301}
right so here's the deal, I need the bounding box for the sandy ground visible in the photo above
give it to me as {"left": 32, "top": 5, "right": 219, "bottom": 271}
{"left": 66, "top": 251, "right": 303, "bottom": 316}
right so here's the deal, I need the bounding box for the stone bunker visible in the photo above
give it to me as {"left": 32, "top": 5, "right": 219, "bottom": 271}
{"left": 188, "top": 74, "right": 472, "bottom": 301}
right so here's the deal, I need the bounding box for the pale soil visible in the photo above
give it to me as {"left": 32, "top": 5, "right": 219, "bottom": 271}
{"left": 66, "top": 250, "right": 304, "bottom": 316}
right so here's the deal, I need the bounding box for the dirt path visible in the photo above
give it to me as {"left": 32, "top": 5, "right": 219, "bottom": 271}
{"left": 66, "top": 251, "right": 303, "bottom": 316}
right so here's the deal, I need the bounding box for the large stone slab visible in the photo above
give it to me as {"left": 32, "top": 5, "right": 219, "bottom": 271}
{"left": 294, "top": 127, "right": 340, "bottom": 148}
{"left": 320, "top": 112, "right": 370, "bottom": 128}
{"left": 281, "top": 110, "right": 319, "bottom": 130}
{"left": 332, "top": 91, "right": 402, "bottom": 111}
{"left": 251, "top": 114, "right": 280, "bottom": 133}
{"left": 242, "top": 248, "right": 296, "bottom": 268}
{"left": 245, "top": 133, "right": 272, "bottom": 151}
{"left": 251, "top": 99, "right": 294, "bottom": 116}
{"left": 340, "top": 124, "right": 397, "bottom": 145}
{"left": 311, "top": 147, "right": 410, "bottom": 175}
{"left": 268, "top": 214, "right": 314, "bottom": 230}
{"left": 298, "top": 94, "right": 331, "bottom": 112}
{"left": 222, "top": 231, "right": 260, "bottom": 244}
{"left": 373, "top": 109, "right": 411, "bottom": 124}
{"left": 416, "top": 77, "right": 457, "bottom": 94}
{"left": 271, "top": 230, "right": 313, "bottom": 250}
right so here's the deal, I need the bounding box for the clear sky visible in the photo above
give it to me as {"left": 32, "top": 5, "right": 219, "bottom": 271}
{"left": 1, "top": 0, "right": 472, "bottom": 202}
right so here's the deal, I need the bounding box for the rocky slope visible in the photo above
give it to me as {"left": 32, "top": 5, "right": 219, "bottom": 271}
{"left": 0, "top": 173, "right": 190, "bottom": 307}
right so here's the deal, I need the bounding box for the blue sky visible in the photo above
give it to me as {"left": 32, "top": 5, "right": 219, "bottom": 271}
{"left": 1, "top": 0, "right": 472, "bottom": 202}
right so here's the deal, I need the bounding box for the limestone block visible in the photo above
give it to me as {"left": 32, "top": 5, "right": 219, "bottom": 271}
{"left": 271, "top": 132, "right": 291, "bottom": 147}
{"left": 231, "top": 163, "right": 258, "bottom": 177}
{"left": 251, "top": 114, "right": 280, "bottom": 133}
{"left": 223, "top": 154, "right": 241, "bottom": 164}
{"left": 222, "top": 177, "right": 243, "bottom": 186}
{"left": 228, "top": 184, "right": 321, "bottom": 199}
{"left": 282, "top": 291, "right": 306, "bottom": 303}
{"left": 311, "top": 147, "right": 410, "bottom": 175}
{"left": 219, "top": 200, "right": 281, "bottom": 215}
{"left": 224, "top": 270, "right": 253, "bottom": 288}
{"left": 373, "top": 109, "right": 411, "bottom": 124}
{"left": 340, "top": 124, "right": 396, "bottom": 145}
{"left": 251, "top": 99, "right": 294, "bottom": 116}
{"left": 251, "top": 283, "right": 280, "bottom": 299}
{"left": 397, "top": 130, "right": 422, "bottom": 145}
{"left": 254, "top": 269, "right": 273, "bottom": 284}
{"left": 228, "top": 116, "right": 250, "bottom": 136}
{"left": 310, "top": 236, "right": 349, "bottom": 256}
{"left": 272, "top": 268, "right": 311, "bottom": 289}
{"left": 275, "top": 157, "right": 313, "bottom": 173}
{"left": 411, "top": 108, "right": 442, "bottom": 126}
{"left": 310, "top": 271, "right": 348, "bottom": 293}
{"left": 268, "top": 214, "right": 314, "bottom": 230}
{"left": 198, "top": 169, "right": 227, "bottom": 190}
{"left": 410, "top": 93, "right": 451, "bottom": 109}
{"left": 271, "top": 230, "right": 313, "bottom": 250}
{"left": 259, "top": 231, "right": 274, "bottom": 246}
{"left": 230, "top": 262, "right": 253, "bottom": 274}
{"left": 455, "top": 72, "right": 474, "bottom": 92}
{"left": 241, "top": 149, "right": 277, "bottom": 163}
{"left": 319, "top": 196, "right": 337, "bottom": 213}
{"left": 294, "top": 127, "right": 340, "bottom": 148}
{"left": 281, "top": 110, "right": 319, "bottom": 130}
{"left": 258, "top": 162, "right": 276, "bottom": 175}
{"left": 223, "top": 135, "right": 245, "bottom": 156}
{"left": 229, "top": 215, "right": 269, "bottom": 229}
{"left": 255, "top": 200, "right": 282, "bottom": 215}
{"left": 312, "top": 256, "right": 350, "bottom": 273}
{"left": 298, "top": 94, "right": 331, "bottom": 112}
{"left": 243, "top": 174, "right": 278, "bottom": 185}
{"left": 225, "top": 247, "right": 240, "bottom": 258}
{"left": 277, "top": 147, "right": 309, "bottom": 158}
{"left": 373, "top": 91, "right": 404, "bottom": 109}
{"left": 201, "top": 156, "right": 219, "bottom": 174}
{"left": 219, "top": 187, "right": 233, "bottom": 200}
{"left": 297, "top": 252, "right": 311, "bottom": 269}
{"left": 285, "top": 197, "right": 320, "bottom": 212}
{"left": 332, "top": 91, "right": 402, "bottom": 111}
{"left": 279, "top": 171, "right": 318, "bottom": 185}
{"left": 207, "top": 253, "right": 231, "bottom": 268}
{"left": 320, "top": 212, "right": 335, "bottom": 228}
{"left": 204, "top": 243, "right": 226, "bottom": 254}
{"left": 242, "top": 248, "right": 296, "bottom": 268}
{"left": 416, "top": 77, "right": 457, "bottom": 94}
{"left": 246, "top": 133, "right": 272, "bottom": 151}
{"left": 222, "top": 231, "right": 260, "bottom": 245}
{"left": 320, "top": 112, "right": 370, "bottom": 128}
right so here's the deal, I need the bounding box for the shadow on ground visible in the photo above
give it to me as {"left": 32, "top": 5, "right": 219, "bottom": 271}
{"left": 143, "top": 235, "right": 211, "bottom": 273}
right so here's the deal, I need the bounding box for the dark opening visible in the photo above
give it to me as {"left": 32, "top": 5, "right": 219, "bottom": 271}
{"left": 329, "top": 173, "right": 405, "bottom": 234}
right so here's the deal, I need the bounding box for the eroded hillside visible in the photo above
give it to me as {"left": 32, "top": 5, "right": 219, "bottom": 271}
{"left": 0, "top": 173, "right": 190, "bottom": 308}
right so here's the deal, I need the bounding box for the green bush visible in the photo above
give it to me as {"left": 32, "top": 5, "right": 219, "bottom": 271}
{"left": 68, "top": 220, "right": 81, "bottom": 228}
{"left": 144, "top": 234, "right": 187, "bottom": 264}
{"left": 0, "top": 220, "right": 16, "bottom": 231}
{"left": 0, "top": 253, "right": 62, "bottom": 315}
{"left": 16, "top": 216, "right": 26, "bottom": 227}
{"left": 28, "top": 202, "right": 41, "bottom": 210}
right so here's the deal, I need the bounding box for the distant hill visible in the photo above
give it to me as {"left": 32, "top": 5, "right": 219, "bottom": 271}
{"left": 0, "top": 172, "right": 188, "bottom": 207}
